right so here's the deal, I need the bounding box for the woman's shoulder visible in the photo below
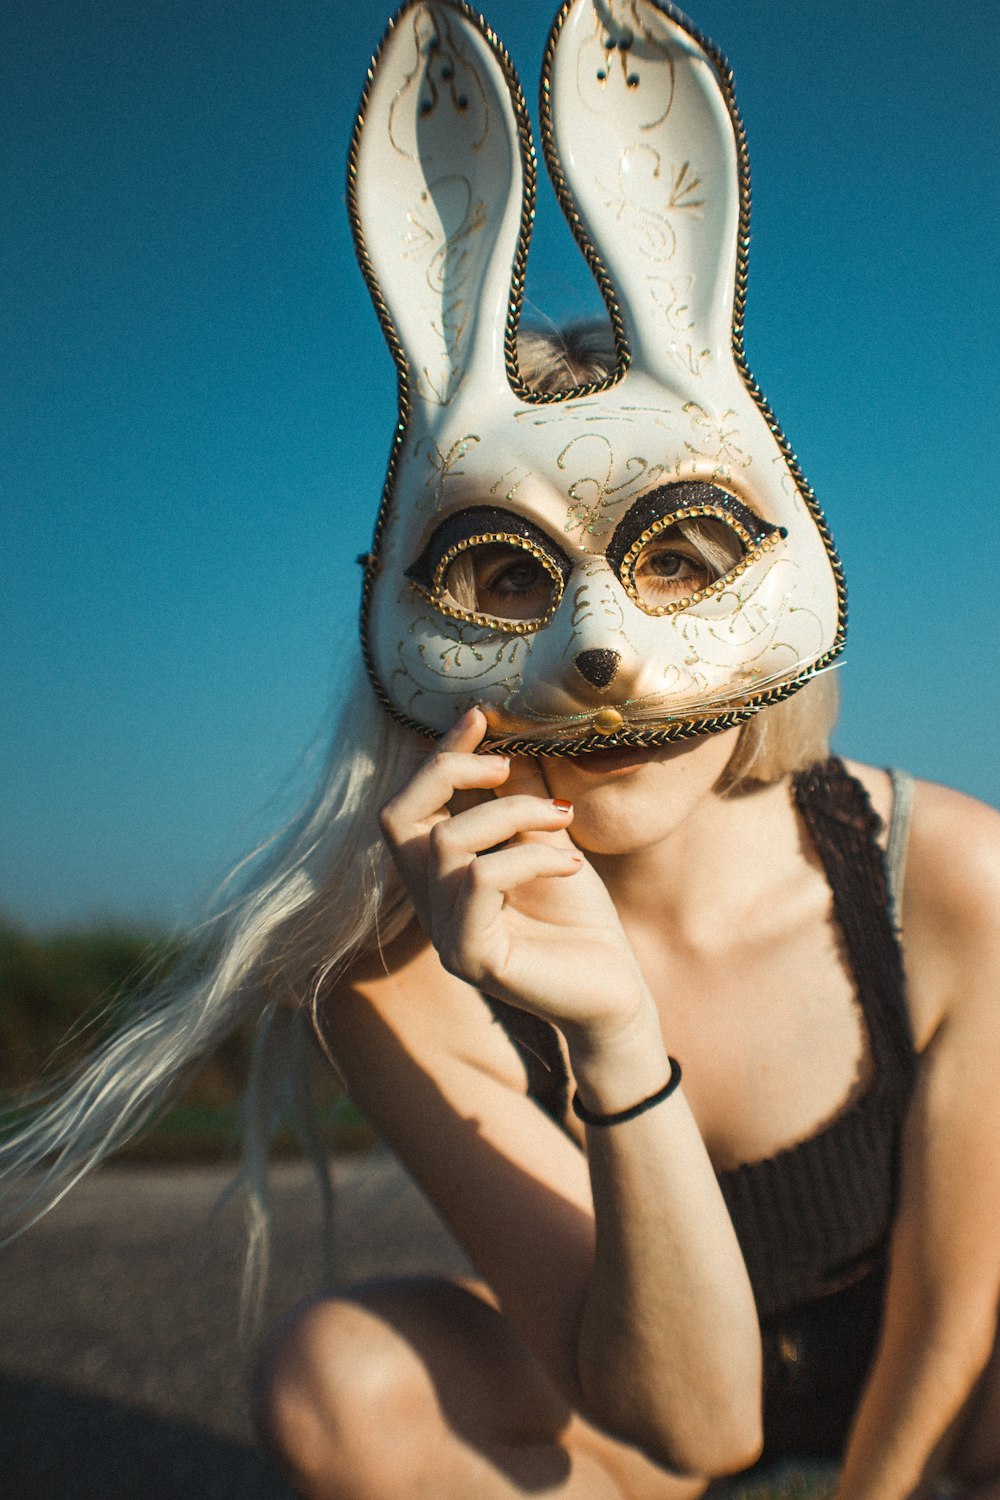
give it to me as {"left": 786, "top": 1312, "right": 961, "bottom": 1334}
{"left": 845, "top": 758, "right": 1000, "bottom": 1041}
{"left": 843, "top": 758, "right": 1000, "bottom": 911}
{"left": 898, "top": 771, "right": 1000, "bottom": 949}
{"left": 321, "top": 919, "right": 530, "bottom": 1094}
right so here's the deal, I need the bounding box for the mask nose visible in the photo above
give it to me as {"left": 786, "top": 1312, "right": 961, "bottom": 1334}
{"left": 574, "top": 648, "right": 621, "bottom": 689}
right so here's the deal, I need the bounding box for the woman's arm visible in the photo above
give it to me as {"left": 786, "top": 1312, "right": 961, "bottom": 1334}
{"left": 330, "top": 709, "right": 762, "bottom": 1477}
{"left": 837, "top": 783, "right": 1000, "bottom": 1499}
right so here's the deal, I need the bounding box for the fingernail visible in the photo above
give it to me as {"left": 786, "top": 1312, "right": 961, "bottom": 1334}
{"left": 552, "top": 799, "right": 573, "bottom": 813}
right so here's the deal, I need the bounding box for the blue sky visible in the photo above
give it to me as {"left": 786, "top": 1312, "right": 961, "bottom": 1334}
{"left": 3, "top": 0, "right": 998, "bottom": 929}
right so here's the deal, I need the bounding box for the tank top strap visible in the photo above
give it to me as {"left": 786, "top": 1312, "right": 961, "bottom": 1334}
{"left": 792, "top": 758, "right": 916, "bottom": 1085}
{"left": 885, "top": 767, "right": 915, "bottom": 935}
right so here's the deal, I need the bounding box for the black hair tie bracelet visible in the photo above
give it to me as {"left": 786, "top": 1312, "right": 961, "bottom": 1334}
{"left": 572, "top": 1056, "right": 682, "bottom": 1127}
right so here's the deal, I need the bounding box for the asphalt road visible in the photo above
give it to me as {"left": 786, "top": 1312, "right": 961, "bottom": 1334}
{"left": 0, "top": 1154, "right": 836, "bottom": 1499}
{"left": 0, "top": 1151, "right": 471, "bottom": 1499}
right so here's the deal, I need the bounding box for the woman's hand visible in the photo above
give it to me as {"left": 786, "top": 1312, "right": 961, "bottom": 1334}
{"left": 379, "top": 708, "right": 650, "bottom": 1043}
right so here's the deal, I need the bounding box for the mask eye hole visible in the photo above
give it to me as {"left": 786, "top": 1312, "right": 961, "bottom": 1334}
{"left": 406, "top": 506, "right": 573, "bottom": 634}
{"left": 630, "top": 517, "right": 742, "bottom": 610}
{"left": 440, "top": 540, "right": 560, "bottom": 625}
{"left": 625, "top": 514, "right": 749, "bottom": 615}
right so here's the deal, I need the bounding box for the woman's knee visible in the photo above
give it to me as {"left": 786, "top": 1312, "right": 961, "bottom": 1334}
{"left": 253, "top": 1287, "right": 439, "bottom": 1498}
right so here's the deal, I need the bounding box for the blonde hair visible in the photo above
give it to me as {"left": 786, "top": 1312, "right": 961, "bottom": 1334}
{"left": 0, "top": 666, "right": 420, "bottom": 1331}
{"left": 0, "top": 322, "right": 836, "bottom": 1322}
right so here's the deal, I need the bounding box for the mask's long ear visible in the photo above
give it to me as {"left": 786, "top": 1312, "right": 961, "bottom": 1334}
{"left": 348, "top": 0, "right": 532, "bottom": 410}
{"left": 541, "top": 0, "right": 742, "bottom": 385}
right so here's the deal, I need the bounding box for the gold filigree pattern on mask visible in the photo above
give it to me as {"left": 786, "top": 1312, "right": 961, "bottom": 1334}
{"left": 387, "top": 9, "right": 498, "bottom": 407}
{"left": 389, "top": 7, "right": 489, "bottom": 159}
{"left": 599, "top": 146, "right": 678, "bottom": 263}
{"left": 647, "top": 272, "right": 695, "bottom": 329}
{"left": 410, "top": 181, "right": 488, "bottom": 295}
{"left": 394, "top": 616, "right": 529, "bottom": 699}
{"left": 672, "top": 343, "right": 712, "bottom": 378}
{"left": 569, "top": 576, "right": 626, "bottom": 633}
{"left": 415, "top": 431, "right": 481, "bottom": 513}
{"left": 489, "top": 466, "right": 526, "bottom": 503}
{"left": 596, "top": 148, "right": 707, "bottom": 289}
{"left": 406, "top": 174, "right": 488, "bottom": 405}
{"left": 668, "top": 160, "right": 705, "bottom": 212}
{"left": 683, "top": 401, "right": 752, "bottom": 468}
{"left": 557, "top": 432, "right": 667, "bottom": 538}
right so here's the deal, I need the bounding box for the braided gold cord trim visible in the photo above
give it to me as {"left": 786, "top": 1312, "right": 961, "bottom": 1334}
{"left": 348, "top": 0, "right": 848, "bottom": 750}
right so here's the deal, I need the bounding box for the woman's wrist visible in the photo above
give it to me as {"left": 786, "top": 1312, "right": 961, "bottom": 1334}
{"left": 572, "top": 1058, "right": 682, "bottom": 1126}
{"left": 564, "top": 994, "right": 673, "bottom": 1118}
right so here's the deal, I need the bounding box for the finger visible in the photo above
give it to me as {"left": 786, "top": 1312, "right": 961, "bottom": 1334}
{"left": 466, "top": 841, "right": 583, "bottom": 894}
{"left": 439, "top": 704, "right": 489, "bottom": 750}
{"left": 444, "top": 844, "right": 583, "bottom": 975}
{"left": 428, "top": 795, "right": 574, "bottom": 876}
{"left": 385, "top": 706, "right": 495, "bottom": 842}
{"left": 492, "top": 756, "right": 578, "bottom": 853}
{"left": 380, "top": 746, "right": 509, "bottom": 850}
{"left": 380, "top": 714, "right": 508, "bottom": 923}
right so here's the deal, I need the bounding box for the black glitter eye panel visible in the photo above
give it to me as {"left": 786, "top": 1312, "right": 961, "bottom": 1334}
{"left": 605, "top": 482, "right": 787, "bottom": 618}
{"left": 405, "top": 506, "right": 573, "bottom": 633}
{"left": 406, "top": 506, "right": 573, "bottom": 590}
{"left": 605, "top": 482, "right": 779, "bottom": 577}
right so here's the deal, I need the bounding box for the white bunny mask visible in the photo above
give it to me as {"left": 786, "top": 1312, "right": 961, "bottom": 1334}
{"left": 349, "top": 0, "right": 846, "bottom": 755}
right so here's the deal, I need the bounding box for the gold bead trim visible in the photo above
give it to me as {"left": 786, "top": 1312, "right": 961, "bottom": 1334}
{"left": 618, "top": 505, "right": 783, "bottom": 617}
{"left": 408, "top": 531, "right": 565, "bottom": 634}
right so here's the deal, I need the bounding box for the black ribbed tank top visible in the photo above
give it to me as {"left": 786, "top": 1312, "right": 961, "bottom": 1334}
{"left": 483, "top": 758, "right": 918, "bottom": 1323}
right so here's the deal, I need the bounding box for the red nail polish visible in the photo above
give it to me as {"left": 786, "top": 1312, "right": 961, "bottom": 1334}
{"left": 552, "top": 799, "right": 573, "bottom": 813}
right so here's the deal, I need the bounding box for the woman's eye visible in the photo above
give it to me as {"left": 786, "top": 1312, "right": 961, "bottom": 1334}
{"left": 644, "top": 550, "right": 703, "bottom": 580}
{"left": 632, "top": 542, "right": 712, "bottom": 603}
{"left": 441, "top": 542, "right": 558, "bottom": 623}
{"left": 483, "top": 557, "right": 547, "bottom": 598}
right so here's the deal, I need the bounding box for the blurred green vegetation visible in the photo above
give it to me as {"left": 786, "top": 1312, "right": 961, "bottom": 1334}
{"left": 0, "top": 918, "right": 375, "bottom": 1159}
{"left": 0, "top": 919, "right": 182, "bottom": 1087}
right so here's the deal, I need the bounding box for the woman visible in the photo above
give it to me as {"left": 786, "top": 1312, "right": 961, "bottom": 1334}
{"left": 246, "top": 0, "right": 1000, "bottom": 1481}
{"left": 4, "top": 0, "right": 999, "bottom": 1494}
{"left": 252, "top": 0, "right": 1000, "bottom": 1489}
